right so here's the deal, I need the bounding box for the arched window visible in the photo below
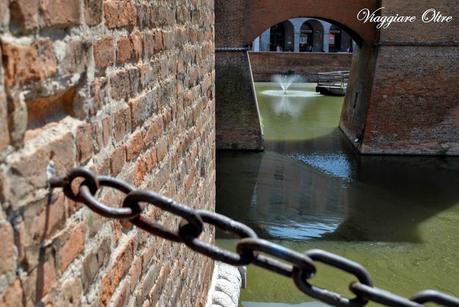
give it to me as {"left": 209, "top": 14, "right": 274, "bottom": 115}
{"left": 300, "top": 23, "right": 313, "bottom": 52}
{"left": 329, "top": 25, "right": 342, "bottom": 52}
{"left": 270, "top": 23, "right": 285, "bottom": 51}
{"left": 270, "top": 21, "right": 294, "bottom": 52}
{"left": 300, "top": 19, "right": 324, "bottom": 52}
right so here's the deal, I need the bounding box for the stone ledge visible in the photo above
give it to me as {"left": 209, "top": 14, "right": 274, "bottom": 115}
{"left": 206, "top": 262, "right": 247, "bottom": 307}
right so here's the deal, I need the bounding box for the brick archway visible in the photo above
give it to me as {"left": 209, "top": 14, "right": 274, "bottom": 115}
{"left": 216, "top": 0, "right": 459, "bottom": 155}
{"left": 215, "top": 0, "right": 380, "bottom": 152}
{"left": 244, "top": 0, "right": 379, "bottom": 46}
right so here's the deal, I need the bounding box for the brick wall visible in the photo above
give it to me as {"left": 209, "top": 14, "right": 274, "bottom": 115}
{"left": 249, "top": 52, "right": 353, "bottom": 82}
{"left": 356, "top": 1, "right": 459, "bottom": 155}
{"left": 0, "top": 1, "right": 215, "bottom": 306}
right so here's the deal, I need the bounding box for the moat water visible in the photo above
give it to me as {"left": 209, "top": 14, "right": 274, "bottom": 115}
{"left": 216, "top": 83, "right": 459, "bottom": 306}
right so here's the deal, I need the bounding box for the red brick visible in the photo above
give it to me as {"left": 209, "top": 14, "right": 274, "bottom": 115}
{"left": 144, "top": 117, "right": 164, "bottom": 146}
{"left": 8, "top": 0, "right": 40, "bottom": 33}
{"left": 0, "top": 280, "right": 24, "bottom": 307}
{"left": 23, "top": 257, "right": 57, "bottom": 301}
{"left": 109, "top": 68, "right": 140, "bottom": 101}
{"left": 144, "top": 149, "right": 157, "bottom": 172}
{"left": 104, "top": 0, "right": 137, "bottom": 29}
{"left": 76, "top": 123, "right": 94, "bottom": 163}
{"left": 128, "top": 256, "right": 143, "bottom": 292}
{"left": 58, "top": 222, "right": 86, "bottom": 273}
{"left": 129, "top": 94, "right": 151, "bottom": 129}
{"left": 139, "top": 62, "right": 155, "bottom": 88}
{"left": 110, "top": 145, "right": 126, "bottom": 176}
{"left": 0, "top": 90, "right": 9, "bottom": 150}
{"left": 148, "top": 265, "right": 171, "bottom": 301}
{"left": 84, "top": 0, "right": 103, "bottom": 26}
{"left": 82, "top": 237, "right": 110, "bottom": 290}
{"left": 113, "top": 106, "right": 131, "bottom": 142}
{"left": 111, "top": 279, "right": 130, "bottom": 307}
{"left": 1, "top": 39, "right": 57, "bottom": 87}
{"left": 40, "top": 0, "right": 80, "bottom": 28}
{"left": 94, "top": 37, "right": 114, "bottom": 69}
{"left": 156, "top": 137, "right": 168, "bottom": 162}
{"left": 90, "top": 77, "right": 108, "bottom": 110}
{"left": 143, "top": 30, "right": 164, "bottom": 59}
{"left": 116, "top": 36, "right": 133, "bottom": 64}
{"left": 0, "top": 221, "right": 15, "bottom": 275}
{"left": 58, "top": 278, "right": 82, "bottom": 306}
{"left": 100, "top": 235, "right": 136, "bottom": 307}
{"left": 143, "top": 31, "right": 155, "bottom": 59}
{"left": 19, "top": 195, "right": 66, "bottom": 268}
{"left": 126, "top": 129, "right": 144, "bottom": 161}
{"left": 92, "top": 119, "right": 107, "bottom": 153}
{"left": 153, "top": 30, "right": 164, "bottom": 52}
{"left": 130, "top": 30, "right": 143, "bottom": 60}
{"left": 109, "top": 70, "right": 129, "bottom": 101}
{"left": 102, "top": 116, "right": 112, "bottom": 147}
{"left": 62, "top": 39, "right": 89, "bottom": 76}
{"left": 133, "top": 157, "right": 147, "bottom": 186}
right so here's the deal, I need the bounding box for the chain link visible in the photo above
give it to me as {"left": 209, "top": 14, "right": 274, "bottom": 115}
{"left": 50, "top": 167, "right": 459, "bottom": 307}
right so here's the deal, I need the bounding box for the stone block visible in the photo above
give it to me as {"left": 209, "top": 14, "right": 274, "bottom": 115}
{"left": 99, "top": 235, "right": 135, "bottom": 307}
{"left": 84, "top": 0, "right": 103, "bottom": 26}
{"left": 1, "top": 39, "right": 57, "bottom": 88}
{"left": 40, "top": 0, "right": 81, "bottom": 28}
{"left": 104, "top": 0, "right": 137, "bottom": 29}
{"left": 8, "top": 0, "right": 40, "bottom": 34}
{"left": 94, "top": 37, "right": 115, "bottom": 69}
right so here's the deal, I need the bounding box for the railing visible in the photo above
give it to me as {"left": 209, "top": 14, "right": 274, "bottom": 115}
{"left": 317, "top": 71, "right": 350, "bottom": 89}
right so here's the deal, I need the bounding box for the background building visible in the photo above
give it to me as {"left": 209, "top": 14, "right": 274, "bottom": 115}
{"left": 252, "top": 18, "right": 355, "bottom": 53}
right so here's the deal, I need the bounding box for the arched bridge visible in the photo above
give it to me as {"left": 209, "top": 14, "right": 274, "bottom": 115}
{"left": 243, "top": 0, "right": 378, "bottom": 46}
{"left": 215, "top": 0, "right": 459, "bottom": 155}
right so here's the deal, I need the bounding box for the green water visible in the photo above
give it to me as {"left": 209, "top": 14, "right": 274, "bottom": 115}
{"left": 216, "top": 83, "right": 459, "bottom": 306}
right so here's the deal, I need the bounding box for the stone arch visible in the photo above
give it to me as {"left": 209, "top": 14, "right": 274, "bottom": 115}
{"left": 269, "top": 20, "right": 295, "bottom": 52}
{"left": 299, "top": 22, "right": 313, "bottom": 52}
{"left": 243, "top": 0, "right": 378, "bottom": 46}
{"left": 215, "top": 0, "right": 380, "bottom": 152}
{"left": 300, "top": 19, "right": 324, "bottom": 52}
{"left": 323, "top": 24, "right": 355, "bottom": 53}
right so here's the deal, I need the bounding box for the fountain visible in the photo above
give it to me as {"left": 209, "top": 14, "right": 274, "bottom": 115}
{"left": 272, "top": 74, "right": 302, "bottom": 95}
{"left": 259, "top": 74, "right": 321, "bottom": 116}
{"left": 261, "top": 74, "right": 320, "bottom": 98}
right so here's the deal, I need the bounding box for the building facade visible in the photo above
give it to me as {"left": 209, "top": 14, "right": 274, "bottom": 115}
{"left": 252, "top": 18, "right": 355, "bottom": 53}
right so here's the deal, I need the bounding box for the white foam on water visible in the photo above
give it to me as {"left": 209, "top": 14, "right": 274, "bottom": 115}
{"left": 261, "top": 90, "right": 321, "bottom": 98}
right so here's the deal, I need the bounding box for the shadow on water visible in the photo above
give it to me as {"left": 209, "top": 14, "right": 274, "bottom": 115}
{"left": 216, "top": 82, "right": 459, "bottom": 304}
{"left": 217, "top": 121, "right": 459, "bottom": 244}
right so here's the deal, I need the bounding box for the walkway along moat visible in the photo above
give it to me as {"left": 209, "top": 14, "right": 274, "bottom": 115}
{"left": 216, "top": 83, "right": 459, "bottom": 306}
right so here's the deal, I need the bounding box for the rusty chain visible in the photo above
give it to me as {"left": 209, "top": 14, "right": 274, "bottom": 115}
{"left": 49, "top": 167, "right": 459, "bottom": 307}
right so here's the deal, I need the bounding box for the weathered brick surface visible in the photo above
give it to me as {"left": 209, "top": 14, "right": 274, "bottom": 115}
{"left": 104, "top": 0, "right": 137, "bottom": 29}
{"left": 215, "top": 0, "right": 378, "bottom": 47}
{"left": 361, "top": 46, "right": 459, "bottom": 155}
{"left": 84, "top": 0, "right": 103, "bottom": 26}
{"left": 1, "top": 39, "right": 58, "bottom": 87}
{"left": 0, "top": 1, "right": 215, "bottom": 306}
{"left": 379, "top": 1, "right": 459, "bottom": 44}
{"left": 40, "top": 0, "right": 81, "bottom": 28}
{"left": 8, "top": 0, "right": 40, "bottom": 34}
{"left": 94, "top": 37, "right": 115, "bottom": 69}
{"left": 216, "top": 51, "right": 263, "bottom": 150}
{"left": 340, "top": 1, "right": 459, "bottom": 155}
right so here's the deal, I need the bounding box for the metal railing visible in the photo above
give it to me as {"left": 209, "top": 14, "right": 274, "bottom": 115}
{"left": 317, "top": 71, "right": 350, "bottom": 89}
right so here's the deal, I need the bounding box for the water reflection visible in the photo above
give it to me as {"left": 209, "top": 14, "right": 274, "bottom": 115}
{"left": 216, "top": 83, "right": 459, "bottom": 303}
{"left": 270, "top": 94, "right": 306, "bottom": 117}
